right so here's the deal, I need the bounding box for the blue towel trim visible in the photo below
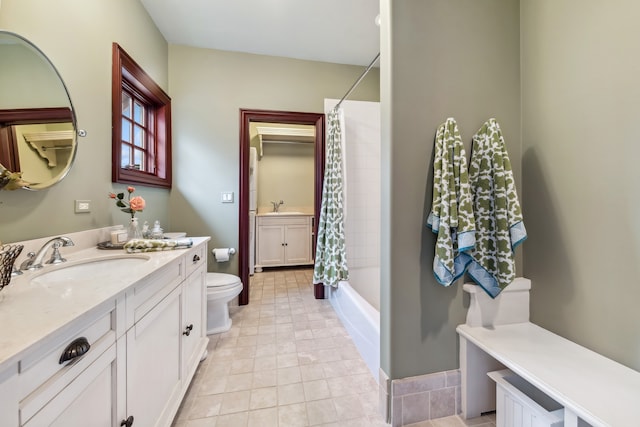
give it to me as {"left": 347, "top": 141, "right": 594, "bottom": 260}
{"left": 426, "top": 212, "right": 440, "bottom": 233}
{"left": 433, "top": 252, "right": 473, "bottom": 287}
{"left": 510, "top": 221, "right": 527, "bottom": 251}
{"left": 457, "top": 230, "right": 476, "bottom": 253}
{"left": 466, "top": 261, "right": 502, "bottom": 298}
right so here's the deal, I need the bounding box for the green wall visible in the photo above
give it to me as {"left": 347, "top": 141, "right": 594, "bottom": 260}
{"left": 521, "top": 0, "right": 640, "bottom": 371}
{"left": 381, "top": 0, "right": 521, "bottom": 379}
{"left": 0, "top": 0, "right": 171, "bottom": 243}
{"left": 167, "top": 45, "right": 380, "bottom": 274}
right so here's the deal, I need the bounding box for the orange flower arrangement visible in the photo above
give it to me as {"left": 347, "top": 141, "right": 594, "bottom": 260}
{"left": 109, "top": 186, "right": 146, "bottom": 218}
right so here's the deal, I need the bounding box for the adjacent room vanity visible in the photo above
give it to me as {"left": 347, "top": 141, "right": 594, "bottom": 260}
{"left": 0, "top": 233, "right": 209, "bottom": 427}
{"left": 254, "top": 213, "right": 313, "bottom": 272}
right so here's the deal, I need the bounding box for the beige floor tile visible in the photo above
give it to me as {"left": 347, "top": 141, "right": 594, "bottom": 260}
{"left": 300, "top": 364, "right": 326, "bottom": 382}
{"left": 303, "top": 379, "right": 332, "bottom": 402}
{"left": 278, "top": 402, "right": 309, "bottom": 427}
{"left": 187, "top": 394, "right": 223, "bottom": 419}
{"left": 174, "top": 267, "right": 387, "bottom": 427}
{"left": 224, "top": 372, "right": 254, "bottom": 392}
{"left": 248, "top": 407, "right": 278, "bottom": 427}
{"left": 277, "top": 352, "right": 300, "bottom": 368}
{"left": 219, "top": 390, "right": 251, "bottom": 415}
{"left": 249, "top": 386, "right": 278, "bottom": 410}
{"left": 278, "top": 382, "right": 306, "bottom": 405}
{"left": 252, "top": 369, "right": 278, "bottom": 388}
{"left": 306, "top": 398, "right": 338, "bottom": 426}
{"left": 277, "top": 366, "right": 302, "bottom": 385}
{"left": 216, "top": 411, "right": 248, "bottom": 427}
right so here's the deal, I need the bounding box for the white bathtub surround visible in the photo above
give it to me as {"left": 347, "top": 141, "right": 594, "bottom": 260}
{"left": 324, "top": 98, "right": 381, "bottom": 309}
{"left": 328, "top": 278, "right": 380, "bottom": 379}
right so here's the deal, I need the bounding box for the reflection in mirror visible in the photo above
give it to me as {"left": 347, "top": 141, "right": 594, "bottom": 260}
{"left": 0, "top": 31, "right": 81, "bottom": 190}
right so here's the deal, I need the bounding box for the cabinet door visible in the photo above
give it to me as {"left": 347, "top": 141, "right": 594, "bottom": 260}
{"left": 285, "top": 223, "right": 311, "bottom": 264}
{"left": 127, "top": 285, "right": 182, "bottom": 427}
{"left": 24, "top": 345, "right": 119, "bottom": 427}
{"left": 257, "top": 224, "right": 286, "bottom": 266}
{"left": 182, "top": 264, "right": 206, "bottom": 380}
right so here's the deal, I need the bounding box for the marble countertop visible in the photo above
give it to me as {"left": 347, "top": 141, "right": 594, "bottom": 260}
{"left": 256, "top": 212, "right": 313, "bottom": 217}
{"left": 0, "top": 236, "right": 209, "bottom": 369}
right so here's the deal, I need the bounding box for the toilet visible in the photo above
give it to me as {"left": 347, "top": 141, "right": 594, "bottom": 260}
{"left": 206, "top": 272, "right": 243, "bottom": 335}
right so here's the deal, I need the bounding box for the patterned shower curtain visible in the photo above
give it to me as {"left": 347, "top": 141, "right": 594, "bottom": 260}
{"left": 313, "top": 108, "right": 349, "bottom": 287}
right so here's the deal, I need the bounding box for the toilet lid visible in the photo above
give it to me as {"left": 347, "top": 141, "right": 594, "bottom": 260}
{"left": 207, "top": 273, "right": 242, "bottom": 289}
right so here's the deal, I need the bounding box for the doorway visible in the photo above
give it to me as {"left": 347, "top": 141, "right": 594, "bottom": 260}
{"left": 238, "top": 109, "right": 325, "bottom": 305}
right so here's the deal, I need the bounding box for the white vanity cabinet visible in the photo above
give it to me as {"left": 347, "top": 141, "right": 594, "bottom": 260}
{"left": 0, "top": 237, "right": 209, "bottom": 427}
{"left": 16, "top": 298, "right": 124, "bottom": 427}
{"left": 125, "top": 244, "right": 208, "bottom": 427}
{"left": 256, "top": 215, "right": 313, "bottom": 270}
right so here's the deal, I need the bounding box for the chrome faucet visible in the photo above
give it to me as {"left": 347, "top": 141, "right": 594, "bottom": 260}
{"left": 271, "top": 200, "right": 284, "bottom": 213}
{"left": 21, "top": 236, "right": 74, "bottom": 271}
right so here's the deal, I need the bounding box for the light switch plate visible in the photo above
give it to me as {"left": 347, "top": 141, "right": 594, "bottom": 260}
{"left": 221, "top": 192, "right": 234, "bottom": 203}
{"left": 75, "top": 199, "right": 91, "bottom": 213}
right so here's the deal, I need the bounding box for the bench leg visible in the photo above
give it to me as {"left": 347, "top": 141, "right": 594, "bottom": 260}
{"left": 460, "top": 337, "right": 505, "bottom": 419}
{"left": 564, "top": 409, "right": 579, "bottom": 427}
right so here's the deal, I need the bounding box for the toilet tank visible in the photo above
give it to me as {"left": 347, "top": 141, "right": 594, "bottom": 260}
{"left": 463, "top": 278, "right": 531, "bottom": 327}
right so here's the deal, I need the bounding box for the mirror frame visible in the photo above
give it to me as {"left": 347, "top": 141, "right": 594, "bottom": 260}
{"left": 0, "top": 30, "right": 83, "bottom": 191}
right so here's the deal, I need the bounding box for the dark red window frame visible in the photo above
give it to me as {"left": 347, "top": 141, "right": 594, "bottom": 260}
{"left": 112, "top": 43, "right": 171, "bottom": 188}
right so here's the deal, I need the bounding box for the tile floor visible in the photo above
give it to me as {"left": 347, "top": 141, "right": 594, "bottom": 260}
{"left": 171, "top": 268, "right": 496, "bottom": 427}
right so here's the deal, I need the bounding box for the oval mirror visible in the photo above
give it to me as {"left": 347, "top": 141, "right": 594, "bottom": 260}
{"left": 0, "top": 31, "right": 82, "bottom": 191}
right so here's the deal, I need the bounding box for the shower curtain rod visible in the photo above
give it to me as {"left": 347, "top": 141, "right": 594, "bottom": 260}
{"left": 334, "top": 52, "right": 380, "bottom": 110}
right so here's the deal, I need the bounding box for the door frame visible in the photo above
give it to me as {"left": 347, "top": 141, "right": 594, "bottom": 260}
{"left": 238, "top": 109, "right": 326, "bottom": 305}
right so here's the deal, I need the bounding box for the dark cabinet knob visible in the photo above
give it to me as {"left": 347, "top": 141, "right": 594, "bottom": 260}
{"left": 192, "top": 254, "right": 200, "bottom": 263}
{"left": 120, "top": 415, "right": 134, "bottom": 427}
{"left": 59, "top": 337, "right": 90, "bottom": 364}
{"left": 183, "top": 324, "right": 194, "bottom": 336}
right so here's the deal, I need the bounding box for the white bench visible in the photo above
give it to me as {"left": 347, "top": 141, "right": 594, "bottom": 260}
{"left": 457, "top": 281, "right": 640, "bottom": 427}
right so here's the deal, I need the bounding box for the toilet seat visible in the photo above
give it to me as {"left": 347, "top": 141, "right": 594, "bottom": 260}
{"left": 207, "top": 273, "right": 242, "bottom": 291}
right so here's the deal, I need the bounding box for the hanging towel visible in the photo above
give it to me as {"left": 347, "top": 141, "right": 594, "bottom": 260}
{"left": 467, "top": 118, "right": 527, "bottom": 298}
{"left": 313, "top": 108, "right": 349, "bottom": 287}
{"left": 426, "top": 118, "right": 476, "bottom": 286}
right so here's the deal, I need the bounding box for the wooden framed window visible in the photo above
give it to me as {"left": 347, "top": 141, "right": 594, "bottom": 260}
{"left": 112, "top": 43, "right": 171, "bottom": 188}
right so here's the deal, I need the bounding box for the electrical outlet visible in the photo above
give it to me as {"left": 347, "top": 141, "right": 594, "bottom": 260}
{"left": 75, "top": 199, "right": 91, "bottom": 213}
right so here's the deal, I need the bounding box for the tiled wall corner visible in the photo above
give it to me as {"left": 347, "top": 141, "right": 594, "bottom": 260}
{"left": 389, "top": 369, "right": 461, "bottom": 426}
{"left": 379, "top": 368, "right": 391, "bottom": 422}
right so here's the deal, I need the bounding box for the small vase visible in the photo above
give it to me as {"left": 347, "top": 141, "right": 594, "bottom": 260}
{"left": 127, "top": 217, "right": 142, "bottom": 240}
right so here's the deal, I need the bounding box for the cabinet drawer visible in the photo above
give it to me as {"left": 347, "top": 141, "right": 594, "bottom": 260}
{"left": 258, "top": 216, "right": 310, "bottom": 226}
{"left": 18, "top": 302, "right": 118, "bottom": 423}
{"left": 185, "top": 244, "right": 206, "bottom": 278}
{"left": 23, "top": 343, "right": 118, "bottom": 427}
{"left": 128, "top": 259, "right": 183, "bottom": 326}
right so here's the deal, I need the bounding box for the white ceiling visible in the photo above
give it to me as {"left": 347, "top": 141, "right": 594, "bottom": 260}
{"left": 140, "top": 0, "right": 380, "bottom": 66}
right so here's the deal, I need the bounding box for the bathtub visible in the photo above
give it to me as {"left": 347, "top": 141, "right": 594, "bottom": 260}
{"left": 328, "top": 269, "right": 380, "bottom": 381}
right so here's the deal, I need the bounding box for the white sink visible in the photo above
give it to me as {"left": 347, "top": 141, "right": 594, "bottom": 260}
{"left": 31, "top": 255, "right": 150, "bottom": 288}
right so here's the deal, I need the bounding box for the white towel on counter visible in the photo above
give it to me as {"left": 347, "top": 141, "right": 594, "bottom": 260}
{"left": 124, "top": 238, "right": 193, "bottom": 253}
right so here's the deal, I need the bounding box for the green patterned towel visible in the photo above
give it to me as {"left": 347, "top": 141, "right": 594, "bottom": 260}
{"left": 467, "top": 118, "right": 526, "bottom": 297}
{"left": 124, "top": 238, "right": 193, "bottom": 253}
{"left": 426, "top": 118, "right": 476, "bottom": 286}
